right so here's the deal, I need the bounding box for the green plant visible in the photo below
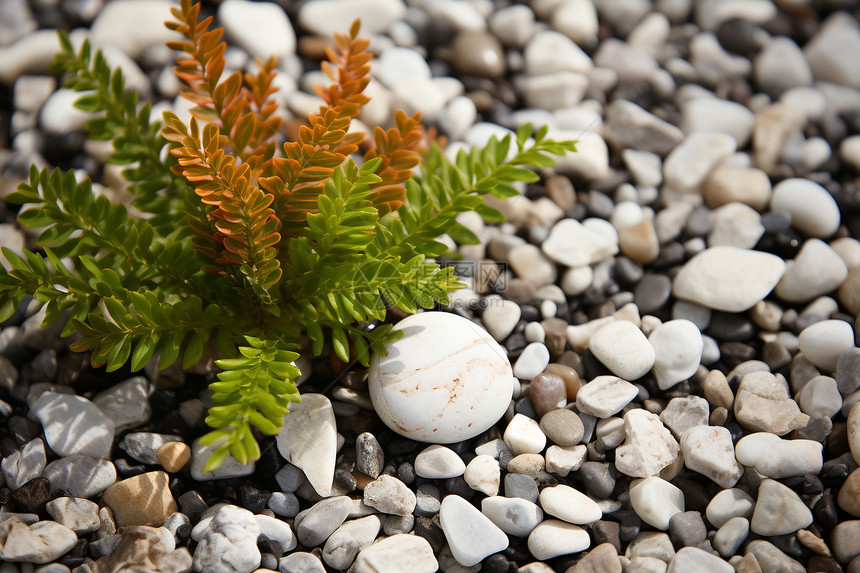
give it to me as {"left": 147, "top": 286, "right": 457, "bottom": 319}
{"left": 0, "top": 0, "right": 576, "bottom": 471}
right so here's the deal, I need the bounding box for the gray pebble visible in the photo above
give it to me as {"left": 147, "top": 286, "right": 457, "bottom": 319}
{"left": 669, "top": 511, "right": 708, "bottom": 548}
{"left": 580, "top": 461, "right": 616, "bottom": 499}
{"left": 415, "top": 483, "right": 441, "bottom": 517}
{"left": 279, "top": 552, "right": 326, "bottom": 573}
{"left": 356, "top": 433, "right": 384, "bottom": 479}
{"left": 504, "top": 472, "right": 538, "bottom": 503}
{"left": 383, "top": 514, "right": 415, "bottom": 536}
{"left": 268, "top": 492, "right": 300, "bottom": 518}
{"left": 837, "top": 348, "right": 860, "bottom": 394}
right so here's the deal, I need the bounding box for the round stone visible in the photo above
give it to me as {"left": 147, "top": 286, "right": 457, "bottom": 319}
{"left": 798, "top": 320, "right": 855, "bottom": 372}
{"left": 539, "top": 409, "right": 584, "bottom": 446}
{"left": 450, "top": 31, "right": 506, "bottom": 78}
{"left": 529, "top": 371, "right": 568, "bottom": 417}
{"left": 648, "top": 320, "right": 704, "bottom": 390}
{"left": 369, "top": 312, "right": 513, "bottom": 443}
{"left": 770, "top": 178, "right": 841, "bottom": 238}
{"left": 589, "top": 320, "right": 656, "bottom": 381}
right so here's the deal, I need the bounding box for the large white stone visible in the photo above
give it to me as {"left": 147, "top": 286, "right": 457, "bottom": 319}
{"left": 680, "top": 425, "right": 743, "bottom": 488}
{"left": 298, "top": 0, "right": 406, "bottom": 37}
{"left": 663, "top": 131, "right": 736, "bottom": 193}
{"left": 797, "top": 319, "right": 856, "bottom": 372}
{"left": 576, "top": 376, "right": 639, "bottom": 418}
{"left": 219, "top": 0, "right": 296, "bottom": 61}
{"left": 770, "top": 178, "right": 841, "bottom": 238}
{"left": 750, "top": 479, "right": 813, "bottom": 536}
{"left": 353, "top": 534, "right": 438, "bottom": 573}
{"left": 527, "top": 520, "right": 591, "bottom": 560}
{"left": 481, "top": 496, "right": 543, "bottom": 537}
{"left": 276, "top": 394, "right": 337, "bottom": 497}
{"left": 90, "top": 0, "right": 178, "bottom": 59}
{"left": 672, "top": 246, "right": 786, "bottom": 312}
{"left": 539, "top": 484, "right": 602, "bottom": 524}
{"left": 615, "top": 409, "right": 681, "bottom": 478}
{"left": 589, "top": 321, "right": 655, "bottom": 381}
{"left": 648, "top": 320, "right": 703, "bottom": 390}
{"left": 542, "top": 218, "right": 619, "bottom": 267}
{"left": 775, "top": 239, "right": 848, "bottom": 303}
{"left": 369, "top": 312, "right": 513, "bottom": 443}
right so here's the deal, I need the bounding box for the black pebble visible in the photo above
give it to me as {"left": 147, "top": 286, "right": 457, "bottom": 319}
{"left": 12, "top": 477, "right": 51, "bottom": 514}
{"left": 239, "top": 485, "right": 271, "bottom": 514}
{"left": 482, "top": 553, "right": 515, "bottom": 573}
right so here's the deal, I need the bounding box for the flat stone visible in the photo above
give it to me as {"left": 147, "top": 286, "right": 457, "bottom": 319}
{"left": 648, "top": 320, "right": 704, "bottom": 390}
{"left": 482, "top": 297, "right": 521, "bottom": 342}
{"left": 704, "top": 167, "right": 772, "bottom": 212}
{"left": 481, "top": 495, "right": 543, "bottom": 537}
{"left": 41, "top": 455, "right": 116, "bottom": 498}
{"left": 668, "top": 547, "right": 734, "bottom": 573}
{"left": 672, "top": 247, "right": 786, "bottom": 312}
{"left": 713, "top": 516, "right": 750, "bottom": 559}
{"left": 629, "top": 477, "right": 685, "bottom": 530}
{"left": 543, "top": 218, "right": 619, "bottom": 268}
{"left": 603, "top": 99, "right": 684, "bottom": 156}
{"left": 93, "top": 376, "right": 153, "bottom": 433}
{"left": 280, "top": 552, "right": 327, "bottom": 573}
{"left": 101, "top": 471, "right": 177, "bottom": 528}
{"left": 682, "top": 97, "right": 755, "bottom": 148}
{"left": 804, "top": 12, "right": 860, "bottom": 89}
{"left": 0, "top": 517, "right": 77, "bottom": 564}
{"left": 510, "top": 243, "right": 558, "bottom": 287}
{"left": 32, "top": 392, "right": 115, "bottom": 459}
{"left": 850, "top": 402, "right": 860, "bottom": 466}
{"left": 540, "top": 409, "right": 585, "bottom": 446}
{"left": 589, "top": 321, "right": 655, "bottom": 381}
{"left": 527, "top": 519, "right": 591, "bottom": 560}
{"left": 276, "top": 394, "right": 337, "bottom": 496}
{"left": 708, "top": 202, "right": 764, "bottom": 249}
{"left": 514, "top": 343, "right": 551, "bottom": 380}
{"left": 734, "top": 371, "right": 810, "bottom": 435}
{"left": 524, "top": 30, "right": 593, "bottom": 76}
{"left": 353, "top": 533, "right": 437, "bottom": 573}
{"left": 576, "top": 376, "right": 639, "bottom": 418}
{"left": 735, "top": 433, "right": 823, "bottom": 478}
{"left": 706, "top": 488, "right": 756, "bottom": 529}
{"left": 680, "top": 425, "right": 742, "bottom": 488}
{"left": 414, "top": 444, "right": 466, "bottom": 479}
{"left": 540, "top": 484, "right": 602, "bottom": 525}
{"left": 625, "top": 531, "right": 675, "bottom": 562}
{"left": 775, "top": 239, "right": 848, "bottom": 304}
{"left": 504, "top": 413, "right": 547, "bottom": 455}
{"left": 295, "top": 496, "right": 352, "bottom": 547}
{"left": 439, "top": 494, "right": 508, "bottom": 567}
{"left": 663, "top": 132, "right": 736, "bottom": 193}
{"left": 615, "top": 409, "right": 680, "bottom": 478}
{"left": 750, "top": 479, "right": 813, "bottom": 536}
{"left": 369, "top": 312, "right": 513, "bottom": 443}
{"left": 218, "top": 0, "right": 296, "bottom": 61}
{"left": 798, "top": 375, "right": 843, "bottom": 418}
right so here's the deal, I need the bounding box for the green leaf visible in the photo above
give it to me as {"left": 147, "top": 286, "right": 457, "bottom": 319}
{"left": 182, "top": 331, "right": 205, "bottom": 369}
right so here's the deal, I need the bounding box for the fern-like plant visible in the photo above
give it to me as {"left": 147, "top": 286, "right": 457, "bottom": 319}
{"left": 0, "top": 0, "right": 577, "bottom": 471}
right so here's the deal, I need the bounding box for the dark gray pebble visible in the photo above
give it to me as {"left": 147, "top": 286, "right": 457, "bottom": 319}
{"left": 669, "top": 511, "right": 708, "bottom": 548}
{"left": 504, "top": 473, "right": 538, "bottom": 503}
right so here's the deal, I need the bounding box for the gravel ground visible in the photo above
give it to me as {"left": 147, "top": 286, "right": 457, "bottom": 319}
{"left": 2, "top": 0, "right": 860, "bottom": 572}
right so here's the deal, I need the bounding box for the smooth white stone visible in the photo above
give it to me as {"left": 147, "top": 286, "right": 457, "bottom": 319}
{"left": 589, "top": 321, "right": 655, "bottom": 381}
{"left": 464, "top": 455, "right": 500, "bottom": 496}
{"left": 648, "top": 320, "right": 703, "bottom": 390}
{"left": 40, "top": 89, "right": 96, "bottom": 135}
{"left": 276, "top": 394, "right": 336, "bottom": 496}
{"left": 629, "top": 477, "right": 685, "bottom": 530}
{"left": 369, "top": 312, "right": 513, "bottom": 443}
{"left": 552, "top": 0, "right": 599, "bottom": 45}
{"left": 542, "top": 218, "right": 619, "bottom": 268}
{"left": 552, "top": 130, "right": 610, "bottom": 180}
{"left": 513, "top": 343, "right": 551, "bottom": 380}
{"left": 735, "top": 433, "right": 823, "bottom": 478}
{"left": 625, "top": 531, "right": 675, "bottom": 562}
{"left": 509, "top": 244, "right": 558, "bottom": 287}
{"left": 770, "top": 178, "right": 841, "bottom": 238}
{"left": 706, "top": 489, "right": 755, "bottom": 529}
{"left": 668, "top": 546, "right": 734, "bottom": 573}
{"left": 681, "top": 97, "right": 755, "bottom": 148}
{"left": 0, "top": 518, "right": 78, "bottom": 564}
{"left": 575, "top": 376, "right": 639, "bottom": 418}
{"left": 0, "top": 30, "right": 60, "bottom": 85}
{"left": 566, "top": 316, "right": 616, "bottom": 352}
{"left": 680, "top": 425, "right": 742, "bottom": 488}
{"left": 481, "top": 496, "right": 543, "bottom": 537}
{"left": 750, "top": 479, "right": 813, "bottom": 535}
{"left": 775, "top": 239, "right": 849, "bottom": 303}
{"left": 45, "top": 497, "right": 100, "bottom": 535}
{"left": 90, "top": 0, "right": 177, "bottom": 58}
{"left": 32, "top": 392, "right": 114, "bottom": 459}
{"left": 797, "top": 319, "right": 855, "bottom": 372}
{"left": 527, "top": 520, "right": 591, "bottom": 560}
{"left": 257, "top": 514, "right": 297, "bottom": 553}
{"left": 663, "top": 132, "right": 736, "bottom": 193}
{"left": 489, "top": 5, "right": 535, "bottom": 48}
{"left": 353, "top": 534, "right": 438, "bottom": 573}
{"left": 798, "top": 375, "right": 843, "bottom": 418}
{"left": 539, "top": 484, "right": 602, "bottom": 524}
{"left": 672, "top": 246, "right": 786, "bottom": 312}
{"left": 298, "top": 0, "right": 406, "bottom": 37}
{"left": 93, "top": 376, "right": 153, "bottom": 433}
{"left": 713, "top": 516, "right": 750, "bottom": 559}
{"left": 524, "top": 30, "right": 592, "bottom": 76}
{"left": 734, "top": 371, "right": 810, "bottom": 435}
{"left": 615, "top": 409, "right": 681, "bottom": 478}
{"left": 754, "top": 36, "right": 812, "bottom": 97}
{"left": 414, "top": 445, "right": 466, "bottom": 479}
{"left": 504, "top": 414, "right": 547, "bottom": 456}
{"left": 218, "top": 0, "right": 295, "bottom": 61}
{"left": 322, "top": 515, "right": 380, "bottom": 570}
{"left": 803, "top": 12, "right": 860, "bottom": 90}
{"left": 439, "top": 495, "right": 508, "bottom": 567}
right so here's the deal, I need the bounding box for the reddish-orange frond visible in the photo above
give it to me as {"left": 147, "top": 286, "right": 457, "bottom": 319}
{"left": 364, "top": 110, "right": 425, "bottom": 215}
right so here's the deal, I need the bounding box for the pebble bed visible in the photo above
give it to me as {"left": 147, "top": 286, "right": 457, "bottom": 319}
{"left": 1, "top": 0, "right": 860, "bottom": 572}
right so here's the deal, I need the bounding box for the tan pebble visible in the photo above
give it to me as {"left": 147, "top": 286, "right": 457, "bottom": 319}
{"left": 530, "top": 372, "right": 568, "bottom": 417}
{"left": 157, "top": 442, "right": 191, "bottom": 473}
{"left": 101, "top": 471, "right": 177, "bottom": 527}
{"left": 702, "top": 370, "right": 734, "bottom": 410}
{"left": 850, "top": 402, "right": 860, "bottom": 466}
{"left": 710, "top": 406, "right": 729, "bottom": 426}
{"left": 507, "top": 454, "right": 545, "bottom": 478}
{"left": 796, "top": 529, "right": 832, "bottom": 557}
{"left": 839, "top": 266, "right": 860, "bottom": 316}
{"left": 839, "top": 468, "right": 860, "bottom": 517}
{"left": 545, "top": 175, "right": 576, "bottom": 210}
{"left": 735, "top": 553, "right": 763, "bottom": 573}
{"left": 545, "top": 363, "right": 582, "bottom": 401}
{"left": 703, "top": 166, "right": 772, "bottom": 212}
{"left": 573, "top": 542, "right": 622, "bottom": 573}
{"left": 618, "top": 219, "right": 660, "bottom": 264}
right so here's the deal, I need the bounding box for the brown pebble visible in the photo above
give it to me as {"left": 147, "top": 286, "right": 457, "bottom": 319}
{"left": 101, "top": 471, "right": 177, "bottom": 527}
{"left": 572, "top": 542, "right": 621, "bottom": 573}
{"left": 157, "top": 442, "right": 191, "bottom": 473}
{"left": 839, "top": 468, "right": 860, "bottom": 517}
{"left": 507, "top": 454, "right": 545, "bottom": 478}
{"left": 546, "top": 175, "right": 577, "bottom": 210}
{"left": 702, "top": 369, "right": 734, "bottom": 410}
{"left": 450, "top": 31, "right": 506, "bottom": 78}
{"left": 530, "top": 371, "right": 568, "bottom": 417}
{"left": 352, "top": 471, "right": 375, "bottom": 491}
{"left": 797, "top": 529, "right": 832, "bottom": 557}
{"left": 710, "top": 406, "right": 729, "bottom": 426}
{"left": 541, "top": 318, "right": 569, "bottom": 358}
{"left": 808, "top": 555, "right": 844, "bottom": 573}
{"left": 618, "top": 219, "right": 660, "bottom": 264}
{"left": 545, "top": 363, "right": 582, "bottom": 401}
{"left": 735, "top": 553, "right": 763, "bottom": 573}
{"left": 539, "top": 409, "right": 584, "bottom": 446}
